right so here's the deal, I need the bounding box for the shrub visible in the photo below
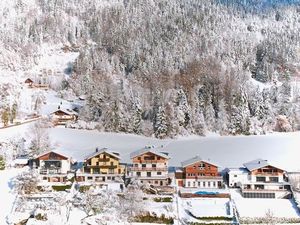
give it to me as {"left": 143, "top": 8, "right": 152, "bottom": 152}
{"left": 52, "top": 185, "right": 71, "bottom": 191}
{"left": 153, "top": 197, "right": 173, "bottom": 202}
{"left": 79, "top": 185, "right": 91, "bottom": 193}
{"left": 0, "top": 155, "right": 5, "bottom": 170}
{"left": 134, "top": 212, "right": 174, "bottom": 224}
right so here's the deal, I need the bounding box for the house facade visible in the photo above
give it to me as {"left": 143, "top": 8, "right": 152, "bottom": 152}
{"left": 176, "top": 156, "right": 223, "bottom": 188}
{"left": 34, "top": 151, "right": 72, "bottom": 183}
{"left": 76, "top": 148, "right": 125, "bottom": 184}
{"left": 130, "top": 147, "right": 170, "bottom": 186}
{"left": 227, "top": 159, "right": 291, "bottom": 198}
{"left": 51, "top": 108, "right": 78, "bottom": 125}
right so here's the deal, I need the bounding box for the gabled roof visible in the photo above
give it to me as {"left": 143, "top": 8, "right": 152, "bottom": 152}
{"left": 181, "top": 155, "right": 220, "bottom": 168}
{"left": 36, "top": 150, "right": 69, "bottom": 160}
{"left": 84, "top": 148, "right": 121, "bottom": 161}
{"left": 243, "top": 159, "right": 283, "bottom": 172}
{"left": 50, "top": 108, "right": 78, "bottom": 116}
{"left": 25, "top": 78, "right": 33, "bottom": 83}
{"left": 130, "top": 146, "right": 170, "bottom": 159}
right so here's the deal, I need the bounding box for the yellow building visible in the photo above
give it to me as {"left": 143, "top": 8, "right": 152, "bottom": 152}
{"left": 78, "top": 148, "right": 125, "bottom": 183}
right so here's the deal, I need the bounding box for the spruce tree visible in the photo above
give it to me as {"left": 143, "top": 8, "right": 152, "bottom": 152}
{"left": 154, "top": 106, "right": 168, "bottom": 139}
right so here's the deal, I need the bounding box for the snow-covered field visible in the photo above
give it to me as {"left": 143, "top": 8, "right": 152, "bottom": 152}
{"left": 49, "top": 129, "right": 300, "bottom": 172}
{"left": 235, "top": 198, "right": 299, "bottom": 218}
{"left": 0, "top": 123, "right": 300, "bottom": 171}
{"left": 230, "top": 189, "right": 300, "bottom": 221}
{"left": 181, "top": 198, "right": 232, "bottom": 218}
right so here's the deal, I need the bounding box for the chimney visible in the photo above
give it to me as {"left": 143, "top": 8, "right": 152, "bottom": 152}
{"left": 95, "top": 147, "right": 99, "bottom": 152}
{"left": 58, "top": 105, "right": 60, "bottom": 109}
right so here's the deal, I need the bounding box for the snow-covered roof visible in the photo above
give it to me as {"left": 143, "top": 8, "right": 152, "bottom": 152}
{"left": 84, "top": 148, "right": 121, "bottom": 160}
{"left": 227, "top": 167, "right": 249, "bottom": 174}
{"left": 243, "top": 158, "right": 283, "bottom": 171}
{"left": 181, "top": 155, "right": 220, "bottom": 168}
{"left": 36, "top": 150, "right": 70, "bottom": 160}
{"left": 50, "top": 108, "right": 78, "bottom": 116}
{"left": 13, "top": 158, "right": 28, "bottom": 165}
{"left": 130, "top": 146, "right": 170, "bottom": 159}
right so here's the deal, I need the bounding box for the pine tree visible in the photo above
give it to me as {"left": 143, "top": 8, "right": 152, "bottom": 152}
{"left": 103, "top": 100, "right": 121, "bottom": 132}
{"left": 205, "top": 102, "right": 216, "bottom": 132}
{"left": 154, "top": 106, "right": 168, "bottom": 139}
{"left": 216, "top": 100, "right": 229, "bottom": 135}
{"left": 132, "top": 99, "right": 142, "bottom": 134}
{"left": 228, "top": 92, "right": 251, "bottom": 135}
{"left": 192, "top": 108, "right": 206, "bottom": 136}
{"left": 176, "top": 88, "right": 190, "bottom": 128}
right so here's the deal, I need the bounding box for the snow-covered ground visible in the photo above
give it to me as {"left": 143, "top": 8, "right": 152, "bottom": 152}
{"left": 0, "top": 168, "right": 25, "bottom": 225}
{"left": 50, "top": 129, "right": 300, "bottom": 172}
{"left": 0, "top": 123, "right": 300, "bottom": 171}
{"left": 230, "top": 189, "right": 300, "bottom": 219}
{"left": 181, "top": 198, "right": 232, "bottom": 218}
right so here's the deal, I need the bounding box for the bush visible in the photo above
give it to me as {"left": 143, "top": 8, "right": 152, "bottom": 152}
{"left": 0, "top": 155, "right": 5, "bottom": 170}
{"left": 52, "top": 185, "right": 71, "bottom": 191}
{"left": 79, "top": 185, "right": 91, "bottom": 193}
{"left": 134, "top": 212, "right": 174, "bottom": 224}
{"left": 153, "top": 197, "right": 173, "bottom": 202}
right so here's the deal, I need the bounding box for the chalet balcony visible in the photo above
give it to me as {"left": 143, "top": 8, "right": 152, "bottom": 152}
{"left": 133, "top": 160, "right": 163, "bottom": 164}
{"left": 254, "top": 172, "right": 280, "bottom": 176}
{"left": 85, "top": 165, "right": 118, "bottom": 169}
{"left": 39, "top": 167, "right": 62, "bottom": 175}
{"left": 193, "top": 175, "right": 223, "bottom": 180}
{"left": 130, "top": 167, "right": 167, "bottom": 172}
{"left": 97, "top": 158, "right": 110, "bottom": 162}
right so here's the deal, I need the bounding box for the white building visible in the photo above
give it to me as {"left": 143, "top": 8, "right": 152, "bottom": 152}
{"left": 129, "top": 146, "right": 170, "bottom": 186}
{"left": 227, "top": 159, "right": 291, "bottom": 199}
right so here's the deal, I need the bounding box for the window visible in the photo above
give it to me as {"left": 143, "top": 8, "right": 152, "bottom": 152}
{"left": 152, "top": 164, "right": 156, "bottom": 168}
{"left": 213, "top": 182, "right": 216, "bottom": 187}
{"left": 256, "top": 177, "right": 266, "bottom": 182}
{"left": 157, "top": 172, "right": 162, "bottom": 175}
{"left": 269, "top": 177, "right": 279, "bottom": 182}
{"left": 203, "top": 182, "right": 206, "bottom": 187}
{"left": 157, "top": 157, "right": 161, "bottom": 160}
{"left": 155, "top": 181, "right": 158, "bottom": 184}
{"left": 137, "top": 172, "right": 141, "bottom": 177}
{"left": 187, "top": 181, "right": 190, "bottom": 187}
{"left": 134, "top": 164, "right": 138, "bottom": 167}
{"left": 199, "top": 163, "right": 205, "bottom": 170}
{"left": 107, "top": 176, "right": 111, "bottom": 180}
{"left": 110, "top": 162, "right": 114, "bottom": 166}
{"left": 142, "top": 164, "right": 146, "bottom": 168}
{"left": 112, "top": 177, "right": 115, "bottom": 181}
{"left": 147, "top": 172, "right": 151, "bottom": 177}
{"left": 138, "top": 157, "right": 141, "bottom": 160}
{"left": 234, "top": 175, "right": 237, "bottom": 177}
{"left": 208, "top": 182, "right": 211, "bottom": 187}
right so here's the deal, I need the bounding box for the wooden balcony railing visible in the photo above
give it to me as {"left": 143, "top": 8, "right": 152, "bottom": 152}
{"left": 130, "top": 167, "right": 167, "bottom": 172}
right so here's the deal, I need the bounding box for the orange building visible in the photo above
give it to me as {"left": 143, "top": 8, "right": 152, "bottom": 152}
{"left": 176, "top": 156, "right": 223, "bottom": 188}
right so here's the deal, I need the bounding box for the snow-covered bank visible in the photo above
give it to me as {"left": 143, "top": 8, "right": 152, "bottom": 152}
{"left": 1, "top": 123, "right": 299, "bottom": 171}
{"left": 48, "top": 128, "right": 300, "bottom": 172}
{"left": 0, "top": 168, "right": 25, "bottom": 224}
